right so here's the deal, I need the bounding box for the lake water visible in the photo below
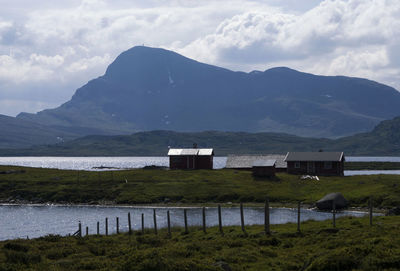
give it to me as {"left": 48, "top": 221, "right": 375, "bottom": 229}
{"left": 0, "top": 156, "right": 400, "bottom": 175}
{"left": 0, "top": 205, "right": 375, "bottom": 241}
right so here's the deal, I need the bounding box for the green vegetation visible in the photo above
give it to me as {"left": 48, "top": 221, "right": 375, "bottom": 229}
{"left": 0, "top": 216, "right": 399, "bottom": 270}
{"left": 1, "top": 166, "right": 400, "bottom": 208}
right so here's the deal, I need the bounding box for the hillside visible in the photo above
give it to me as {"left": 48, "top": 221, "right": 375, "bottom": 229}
{"left": 15, "top": 46, "right": 400, "bottom": 139}
{"left": 1, "top": 116, "right": 400, "bottom": 156}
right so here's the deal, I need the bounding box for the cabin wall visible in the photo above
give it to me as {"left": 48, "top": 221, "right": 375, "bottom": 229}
{"left": 169, "top": 155, "right": 213, "bottom": 169}
{"left": 287, "top": 161, "right": 344, "bottom": 176}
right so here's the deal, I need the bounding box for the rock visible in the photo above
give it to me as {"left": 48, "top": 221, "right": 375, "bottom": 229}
{"left": 386, "top": 206, "right": 400, "bottom": 216}
{"left": 316, "top": 192, "right": 348, "bottom": 210}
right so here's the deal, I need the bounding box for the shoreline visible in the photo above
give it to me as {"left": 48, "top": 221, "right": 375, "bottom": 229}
{"left": 0, "top": 201, "right": 387, "bottom": 214}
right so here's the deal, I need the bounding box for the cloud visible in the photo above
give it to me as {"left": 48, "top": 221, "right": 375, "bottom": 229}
{"left": 179, "top": 0, "right": 400, "bottom": 90}
{"left": 0, "top": 0, "right": 399, "bottom": 116}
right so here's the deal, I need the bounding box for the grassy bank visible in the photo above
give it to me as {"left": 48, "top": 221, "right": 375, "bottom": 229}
{"left": 1, "top": 166, "right": 400, "bottom": 208}
{"left": 0, "top": 216, "right": 399, "bottom": 270}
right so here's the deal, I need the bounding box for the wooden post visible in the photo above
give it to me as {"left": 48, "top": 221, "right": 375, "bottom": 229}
{"left": 78, "top": 221, "right": 82, "bottom": 237}
{"left": 167, "top": 210, "right": 171, "bottom": 237}
{"left": 184, "top": 209, "right": 188, "bottom": 234}
{"left": 297, "top": 201, "right": 301, "bottom": 233}
{"left": 128, "top": 212, "right": 132, "bottom": 235}
{"left": 240, "top": 203, "right": 245, "bottom": 233}
{"left": 116, "top": 217, "right": 119, "bottom": 234}
{"left": 141, "top": 213, "right": 144, "bottom": 234}
{"left": 265, "top": 198, "right": 270, "bottom": 235}
{"left": 105, "top": 217, "right": 108, "bottom": 236}
{"left": 202, "top": 207, "right": 206, "bottom": 233}
{"left": 86, "top": 226, "right": 89, "bottom": 236}
{"left": 332, "top": 201, "right": 336, "bottom": 228}
{"left": 153, "top": 209, "right": 158, "bottom": 235}
{"left": 369, "top": 198, "right": 373, "bottom": 226}
{"left": 97, "top": 221, "right": 99, "bottom": 235}
{"left": 218, "top": 204, "right": 223, "bottom": 235}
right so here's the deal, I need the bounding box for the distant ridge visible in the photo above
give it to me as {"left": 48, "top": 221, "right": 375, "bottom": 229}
{"left": 1, "top": 116, "right": 400, "bottom": 156}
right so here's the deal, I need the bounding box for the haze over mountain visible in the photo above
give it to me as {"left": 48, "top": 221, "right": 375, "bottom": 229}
{"left": 14, "top": 46, "right": 400, "bottom": 140}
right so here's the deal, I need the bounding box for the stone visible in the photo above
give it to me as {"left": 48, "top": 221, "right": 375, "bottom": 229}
{"left": 386, "top": 206, "right": 400, "bottom": 216}
{"left": 316, "top": 192, "right": 348, "bottom": 210}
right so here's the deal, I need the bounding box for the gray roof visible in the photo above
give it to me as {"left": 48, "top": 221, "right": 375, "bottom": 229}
{"left": 168, "top": 148, "right": 214, "bottom": 156}
{"left": 226, "top": 155, "right": 286, "bottom": 169}
{"left": 284, "top": 152, "right": 344, "bottom": 162}
{"left": 253, "top": 159, "right": 276, "bottom": 167}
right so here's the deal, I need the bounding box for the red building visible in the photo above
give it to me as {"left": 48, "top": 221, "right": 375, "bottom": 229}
{"left": 285, "top": 152, "right": 345, "bottom": 176}
{"left": 168, "top": 148, "right": 214, "bottom": 169}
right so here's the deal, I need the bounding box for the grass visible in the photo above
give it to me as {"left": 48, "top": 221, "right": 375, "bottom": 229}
{"left": 1, "top": 165, "right": 400, "bottom": 208}
{"left": 0, "top": 215, "right": 399, "bottom": 270}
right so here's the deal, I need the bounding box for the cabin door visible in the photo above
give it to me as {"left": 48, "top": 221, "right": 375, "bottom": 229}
{"left": 307, "top": 162, "right": 315, "bottom": 174}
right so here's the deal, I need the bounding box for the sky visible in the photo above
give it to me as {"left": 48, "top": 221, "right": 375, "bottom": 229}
{"left": 0, "top": 0, "right": 399, "bottom": 116}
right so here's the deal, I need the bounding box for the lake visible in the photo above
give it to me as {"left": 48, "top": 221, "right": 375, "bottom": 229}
{"left": 0, "top": 156, "right": 400, "bottom": 175}
{"left": 0, "top": 204, "right": 376, "bottom": 241}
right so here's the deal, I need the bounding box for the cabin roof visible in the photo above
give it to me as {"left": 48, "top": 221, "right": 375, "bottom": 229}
{"left": 284, "top": 152, "right": 344, "bottom": 162}
{"left": 168, "top": 148, "right": 214, "bottom": 156}
{"left": 252, "top": 159, "right": 276, "bottom": 167}
{"left": 226, "top": 155, "right": 286, "bottom": 169}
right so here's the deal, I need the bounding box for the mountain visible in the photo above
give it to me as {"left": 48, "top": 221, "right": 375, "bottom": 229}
{"left": 16, "top": 46, "right": 400, "bottom": 138}
{"left": 1, "top": 116, "right": 400, "bottom": 156}
{"left": 0, "top": 114, "right": 77, "bottom": 148}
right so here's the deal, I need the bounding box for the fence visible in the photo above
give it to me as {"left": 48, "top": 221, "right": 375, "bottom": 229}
{"left": 72, "top": 198, "right": 375, "bottom": 237}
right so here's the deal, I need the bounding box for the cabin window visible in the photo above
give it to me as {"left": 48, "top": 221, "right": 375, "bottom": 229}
{"left": 324, "top": 161, "right": 332, "bottom": 169}
{"left": 294, "top": 162, "right": 300, "bottom": 168}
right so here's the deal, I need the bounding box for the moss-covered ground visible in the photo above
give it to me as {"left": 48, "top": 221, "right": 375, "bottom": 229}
{"left": 0, "top": 216, "right": 399, "bottom": 271}
{"left": 0, "top": 166, "right": 400, "bottom": 208}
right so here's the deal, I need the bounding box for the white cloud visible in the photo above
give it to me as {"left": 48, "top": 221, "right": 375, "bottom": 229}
{"left": 0, "top": 0, "right": 399, "bottom": 116}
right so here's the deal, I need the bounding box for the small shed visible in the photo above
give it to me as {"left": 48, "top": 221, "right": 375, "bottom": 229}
{"left": 168, "top": 148, "right": 214, "bottom": 169}
{"left": 252, "top": 159, "right": 276, "bottom": 177}
{"left": 226, "top": 155, "right": 287, "bottom": 172}
{"left": 284, "top": 152, "right": 345, "bottom": 176}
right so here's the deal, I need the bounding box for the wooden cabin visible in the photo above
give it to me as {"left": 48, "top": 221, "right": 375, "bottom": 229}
{"left": 168, "top": 148, "right": 214, "bottom": 169}
{"left": 284, "top": 152, "right": 345, "bottom": 176}
{"left": 252, "top": 159, "right": 276, "bottom": 177}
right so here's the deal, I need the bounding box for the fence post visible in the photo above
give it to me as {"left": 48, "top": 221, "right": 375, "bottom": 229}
{"left": 116, "top": 217, "right": 119, "bottom": 234}
{"left": 153, "top": 209, "right": 158, "bottom": 235}
{"left": 265, "top": 198, "right": 270, "bottom": 235}
{"left": 86, "top": 226, "right": 89, "bottom": 236}
{"left": 167, "top": 210, "right": 171, "bottom": 237}
{"left": 332, "top": 201, "right": 336, "bottom": 228}
{"left": 105, "top": 217, "right": 108, "bottom": 236}
{"left": 141, "top": 213, "right": 144, "bottom": 234}
{"left": 297, "top": 201, "right": 301, "bottom": 233}
{"left": 78, "top": 221, "right": 82, "bottom": 237}
{"left": 184, "top": 209, "right": 188, "bottom": 234}
{"left": 240, "top": 203, "right": 246, "bottom": 233}
{"left": 202, "top": 207, "right": 206, "bottom": 233}
{"left": 128, "top": 212, "right": 132, "bottom": 235}
{"left": 369, "top": 198, "right": 373, "bottom": 226}
{"left": 97, "top": 221, "right": 99, "bottom": 235}
{"left": 218, "top": 204, "right": 223, "bottom": 235}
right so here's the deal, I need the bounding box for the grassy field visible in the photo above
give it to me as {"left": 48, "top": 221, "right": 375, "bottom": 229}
{"left": 0, "top": 215, "right": 399, "bottom": 270}
{"left": 1, "top": 165, "right": 400, "bottom": 208}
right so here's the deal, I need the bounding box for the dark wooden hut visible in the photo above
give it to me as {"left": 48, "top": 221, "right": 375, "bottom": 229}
{"left": 284, "top": 152, "right": 345, "bottom": 176}
{"left": 168, "top": 148, "right": 214, "bottom": 169}
{"left": 252, "top": 159, "right": 276, "bottom": 177}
